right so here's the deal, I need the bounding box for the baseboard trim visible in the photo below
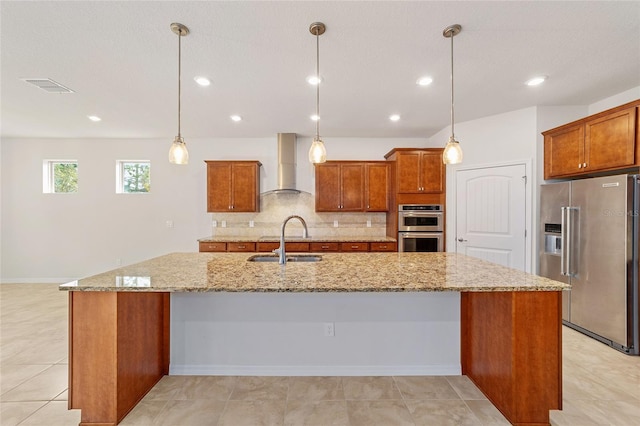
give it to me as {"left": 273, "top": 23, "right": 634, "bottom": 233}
{"left": 169, "top": 364, "right": 461, "bottom": 376}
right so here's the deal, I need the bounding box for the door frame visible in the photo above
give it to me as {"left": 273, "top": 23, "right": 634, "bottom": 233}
{"left": 448, "top": 159, "right": 533, "bottom": 273}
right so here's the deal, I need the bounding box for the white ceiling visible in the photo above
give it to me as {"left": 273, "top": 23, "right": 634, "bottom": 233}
{"left": 1, "top": 1, "right": 639, "bottom": 140}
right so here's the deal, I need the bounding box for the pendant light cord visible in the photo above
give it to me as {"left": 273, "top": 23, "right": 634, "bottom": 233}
{"left": 315, "top": 32, "right": 320, "bottom": 139}
{"left": 178, "top": 28, "right": 182, "bottom": 138}
{"left": 450, "top": 29, "right": 455, "bottom": 139}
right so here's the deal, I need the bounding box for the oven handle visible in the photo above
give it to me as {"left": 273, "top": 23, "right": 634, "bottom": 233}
{"left": 400, "top": 212, "right": 443, "bottom": 216}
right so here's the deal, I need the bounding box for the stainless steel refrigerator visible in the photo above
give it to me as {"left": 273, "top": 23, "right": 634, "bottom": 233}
{"left": 540, "top": 174, "right": 639, "bottom": 355}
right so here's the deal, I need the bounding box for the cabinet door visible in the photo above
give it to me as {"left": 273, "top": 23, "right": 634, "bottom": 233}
{"left": 585, "top": 107, "right": 637, "bottom": 172}
{"left": 207, "top": 163, "right": 232, "bottom": 212}
{"left": 420, "top": 151, "right": 444, "bottom": 193}
{"left": 315, "top": 163, "right": 341, "bottom": 211}
{"left": 231, "top": 163, "right": 259, "bottom": 212}
{"left": 396, "top": 152, "right": 422, "bottom": 193}
{"left": 340, "top": 163, "right": 365, "bottom": 211}
{"left": 543, "top": 125, "right": 584, "bottom": 179}
{"left": 365, "top": 163, "right": 389, "bottom": 211}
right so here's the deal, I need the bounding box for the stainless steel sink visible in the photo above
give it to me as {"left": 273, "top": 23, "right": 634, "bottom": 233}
{"left": 247, "top": 254, "right": 322, "bottom": 262}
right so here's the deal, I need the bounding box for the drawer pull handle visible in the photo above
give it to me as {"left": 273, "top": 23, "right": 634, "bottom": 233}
{"left": 238, "top": 245, "right": 245, "bottom": 249}
{"left": 351, "top": 245, "right": 358, "bottom": 249}
{"left": 379, "top": 245, "right": 387, "bottom": 249}
{"left": 321, "top": 245, "right": 329, "bottom": 249}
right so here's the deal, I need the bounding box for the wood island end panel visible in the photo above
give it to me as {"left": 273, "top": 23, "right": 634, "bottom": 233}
{"left": 461, "top": 291, "right": 562, "bottom": 426}
{"left": 69, "top": 291, "right": 169, "bottom": 426}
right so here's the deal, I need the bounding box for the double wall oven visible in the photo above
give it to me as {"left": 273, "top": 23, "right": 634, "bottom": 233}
{"left": 397, "top": 204, "right": 444, "bottom": 252}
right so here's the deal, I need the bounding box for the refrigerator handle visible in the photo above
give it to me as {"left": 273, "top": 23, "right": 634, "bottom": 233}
{"left": 561, "top": 207, "right": 567, "bottom": 276}
{"left": 566, "top": 207, "right": 579, "bottom": 278}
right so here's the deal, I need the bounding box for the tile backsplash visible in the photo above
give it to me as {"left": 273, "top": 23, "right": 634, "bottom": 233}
{"left": 209, "top": 192, "right": 387, "bottom": 238}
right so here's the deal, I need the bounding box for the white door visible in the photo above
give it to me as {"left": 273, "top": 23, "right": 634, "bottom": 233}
{"left": 455, "top": 164, "right": 527, "bottom": 270}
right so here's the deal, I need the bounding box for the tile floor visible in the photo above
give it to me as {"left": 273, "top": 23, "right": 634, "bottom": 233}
{"left": 1, "top": 283, "right": 639, "bottom": 425}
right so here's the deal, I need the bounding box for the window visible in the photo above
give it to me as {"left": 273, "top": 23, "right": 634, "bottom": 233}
{"left": 116, "top": 161, "right": 150, "bottom": 193}
{"left": 43, "top": 160, "right": 78, "bottom": 193}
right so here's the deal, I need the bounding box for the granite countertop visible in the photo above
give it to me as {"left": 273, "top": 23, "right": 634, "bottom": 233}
{"left": 60, "top": 252, "right": 569, "bottom": 293}
{"left": 198, "top": 236, "right": 397, "bottom": 243}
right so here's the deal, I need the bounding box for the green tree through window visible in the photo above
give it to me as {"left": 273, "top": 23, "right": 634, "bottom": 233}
{"left": 121, "top": 162, "right": 150, "bottom": 193}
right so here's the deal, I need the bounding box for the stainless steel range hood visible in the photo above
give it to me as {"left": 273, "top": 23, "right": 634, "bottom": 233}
{"left": 265, "top": 133, "right": 300, "bottom": 195}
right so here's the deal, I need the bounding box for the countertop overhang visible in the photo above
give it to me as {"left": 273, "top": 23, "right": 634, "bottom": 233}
{"left": 60, "top": 252, "right": 569, "bottom": 293}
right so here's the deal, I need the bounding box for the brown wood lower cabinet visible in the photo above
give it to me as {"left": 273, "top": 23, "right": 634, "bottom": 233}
{"left": 309, "top": 242, "right": 340, "bottom": 252}
{"left": 227, "top": 242, "right": 256, "bottom": 252}
{"left": 199, "top": 241, "right": 396, "bottom": 253}
{"left": 370, "top": 242, "right": 397, "bottom": 252}
{"left": 340, "top": 242, "right": 369, "bottom": 252}
{"left": 256, "top": 242, "right": 310, "bottom": 252}
{"left": 199, "top": 242, "right": 227, "bottom": 252}
{"left": 461, "top": 291, "right": 562, "bottom": 426}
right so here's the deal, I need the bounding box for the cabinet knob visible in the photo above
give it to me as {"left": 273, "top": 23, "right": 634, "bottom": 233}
{"left": 458, "top": 238, "right": 468, "bottom": 242}
{"left": 578, "top": 164, "right": 582, "bottom": 169}
{"left": 583, "top": 162, "right": 587, "bottom": 168}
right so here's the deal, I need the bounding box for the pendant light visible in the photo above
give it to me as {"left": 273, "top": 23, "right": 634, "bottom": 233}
{"left": 168, "top": 23, "right": 189, "bottom": 165}
{"left": 442, "top": 24, "right": 463, "bottom": 165}
{"left": 308, "top": 22, "right": 327, "bottom": 164}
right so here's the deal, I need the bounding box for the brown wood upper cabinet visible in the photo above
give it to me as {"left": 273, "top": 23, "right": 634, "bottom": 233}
{"left": 384, "top": 148, "right": 445, "bottom": 194}
{"left": 543, "top": 101, "right": 639, "bottom": 179}
{"left": 364, "top": 162, "right": 390, "bottom": 211}
{"left": 206, "top": 161, "right": 261, "bottom": 212}
{"left": 315, "top": 162, "right": 364, "bottom": 212}
{"left": 315, "top": 161, "right": 390, "bottom": 212}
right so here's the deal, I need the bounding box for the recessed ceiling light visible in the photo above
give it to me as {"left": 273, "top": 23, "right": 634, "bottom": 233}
{"left": 389, "top": 114, "right": 400, "bottom": 122}
{"left": 230, "top": 115, "right": 242, "bottom": 122}
{"left": 87, "top": 115, "right": 101, "bottom": 122}
{"left": 194, "top": 76, "right": 211, "bottom": 86}
{"left": 310, "top": 114, "right": 320, "bottom": 121}
{"left": 416, "top": 76, "right": 433, "bottom": 86}
{"left": 525, "top": 76, "right": 547, "bottom": 86}
{"left": 306, "top": 75, "right": 322, "bottom": 85}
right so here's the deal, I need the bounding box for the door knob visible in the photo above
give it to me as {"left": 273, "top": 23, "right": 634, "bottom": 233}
{"left": 458, "top": 238, "right": 468, "bottom": 242}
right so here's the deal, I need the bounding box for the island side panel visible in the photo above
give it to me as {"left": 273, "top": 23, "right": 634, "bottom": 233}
{"left": 68, "top": 291, "right": 170, "bottom": 426}
{"left": 116, "top": 292, "right": 170, "bottom": 422}
{"left": 461, "top": 291, "right": 562, "bottom": 426}
{"left": 69, "top": 291, "right": 118, "bottom": 425}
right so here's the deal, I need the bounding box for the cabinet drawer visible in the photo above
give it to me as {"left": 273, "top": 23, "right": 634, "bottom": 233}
{"left": 257, "top": 242, "right": 310, "bottom": 252}
{"left": 310, "top": 242, "right": 340, "bottom": 252}
{"left": 340, "top": 242, "right": 369, "bottom": 252}
{"left": 199, "top": 242, "right": 227, "bottom": 252}
{"left": 370, "top": 242, "right": 397, "bottom": 252}
{"left": 227, "top": 242, "right": 256, "bottom": 252}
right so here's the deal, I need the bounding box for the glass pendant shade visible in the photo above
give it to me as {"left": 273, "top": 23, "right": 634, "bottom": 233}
{"left": 443, "top": 136, "right": 463, "bottom": 164}
{"left": 308, "top": 137, "right": 327, "bottom": 164}
{"left": 169, "top": 136, "right": 189, "bottom": 164}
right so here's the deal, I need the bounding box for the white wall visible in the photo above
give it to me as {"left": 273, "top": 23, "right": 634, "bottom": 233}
{"left": 0, "top": 136, "right": 425, "bottom": 282}
{"left": 588, "top": 86, "right": 640, "bottom": 115}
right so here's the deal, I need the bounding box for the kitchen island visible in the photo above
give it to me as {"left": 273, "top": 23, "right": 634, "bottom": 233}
{"left": 61, "top": 252, "right": 568, "bottom": 426}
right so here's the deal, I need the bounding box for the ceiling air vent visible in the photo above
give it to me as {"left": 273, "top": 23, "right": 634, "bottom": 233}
{"left": 22, "top": 78, "right": 74, "bottom": 93}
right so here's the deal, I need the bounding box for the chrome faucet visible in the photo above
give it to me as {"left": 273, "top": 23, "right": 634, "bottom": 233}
{"left": 274, "top": 215, "right": 309, "bottom": 264}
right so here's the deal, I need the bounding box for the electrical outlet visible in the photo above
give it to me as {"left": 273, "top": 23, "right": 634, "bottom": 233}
{"left": 249, "top": 220, "right": 254, "bottom": 228}
{"left": 221, "top": 220, "right": 227, "bottom": 228}
{"left": 212, "top": 220, "right": 217, "bottom": 228}
{"left": 165, "top": 220, "right": 173, "bottom": 228}
{"left": 324, "top": 322, "right": 335, "bottom": 337}
{"left": 333, "top": 220, "right": 339, "bottom": 228}
{"left": 366, "top": 219, "right": 371, "bottom": 228}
